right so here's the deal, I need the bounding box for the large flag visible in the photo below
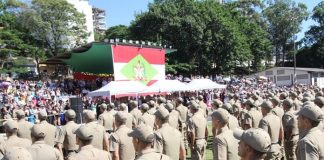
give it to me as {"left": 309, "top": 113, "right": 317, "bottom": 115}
{"left": 112, "top": 45, "right": 165, "bottom": 86}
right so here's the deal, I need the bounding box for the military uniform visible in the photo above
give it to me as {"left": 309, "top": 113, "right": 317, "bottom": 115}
{"left": 98, "top": 110, "right": 115, "bottom": 132}
{"left": 85, "top": 121, "right": 107, "bottom": 150}
{"left": 68, "top": 125, "right": 111, "bottom": 160}
{"left": 16, "top": 110, "right": 33, "bottom": 140}
{"left": 296, "top": 105, "right": 324, "bottom": 160}
{"left": 128, "top": 125, "right": 170, "bottom": 160}
{"left": 68, "top": 145, "right": 111, "bottom": 160}
{"left": 243, "top": 107, "right": 262, "bottom": 129}
{"left": 154, "top": 108, "right": 184, "bottom": 160}
{"left": 282, "top": 99, "right": 299, "bottom": 160}
{"left": 38, "top": 111, "right": 58, "bottom": 147}
{"left": 259, "top": 101, "right": 282, "bottom": 159}
{"left": 56, "top": 120, "right": 80, "bottom": 155}
{"left": 4, "top": 120, "right": 32, "bottom": 150}
{"left": 110, "top": 111, "right": 135, "bottom": 160}
{"left": 4, "top": 147, "right": 33, "bottom": 160}
{"left": 188, "top": 102, "right": 207, "bottom": 160}
{"left": 211, "top": 109, "right": 239, "bottom": 160}
{"left": 138, "top": 104, "right": 155, "bottom": 129}
{"left": 28, "top": 124, "right": 63, "bottom": 160}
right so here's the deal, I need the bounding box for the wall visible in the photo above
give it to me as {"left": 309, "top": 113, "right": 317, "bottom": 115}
{"left": 67, "top": 0, "right": 95, "bottom": 43}
{"left": 256, "top": 68, "right": 311, "bottom": 86}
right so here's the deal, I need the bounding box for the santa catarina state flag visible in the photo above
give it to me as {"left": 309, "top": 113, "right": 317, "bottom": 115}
{"left": 112, "top": 45, "right": 166, "bottom": 86}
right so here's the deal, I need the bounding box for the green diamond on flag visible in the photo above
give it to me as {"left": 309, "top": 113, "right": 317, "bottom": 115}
{"left": 121, "top": 54, "right": 158, "bottom": 85}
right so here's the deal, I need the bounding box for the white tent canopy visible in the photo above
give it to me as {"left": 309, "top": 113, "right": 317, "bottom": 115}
{"left": 87, "top": 81, "right": 149, "bottom": 97}
{"left": 187, "top": 79, "right": 227, "bottom": 90}
{"left": 142, "top": 80, "right": 188, "bottom": 93}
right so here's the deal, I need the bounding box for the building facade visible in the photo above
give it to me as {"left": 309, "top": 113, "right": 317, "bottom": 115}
{"left": 254, "top": 67, "right": 324, "bottom": 86}
{"left": 67, "top": 0, "right": 95, "bottom": 43}
{"left": 92, "top": 7, "right": 107, "bottom": 35}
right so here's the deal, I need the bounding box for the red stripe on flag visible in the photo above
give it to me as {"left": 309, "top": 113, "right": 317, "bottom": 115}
{"left": 113, "top": 45, "right": 165, "bottom": 64}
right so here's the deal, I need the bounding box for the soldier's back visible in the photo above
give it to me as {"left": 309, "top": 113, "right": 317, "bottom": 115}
{"left": 297, "top": 128, "right": 324, "bottom": 160}
{"left": 85, "top": 121, "right": 106, "bottom": 150}
{"left": 68, "top": 145, "right": 111, "bottom": 160}
{"left": 213, "top": 128, "right": 239, "bottom": 160}
{"left": 155, "top": 124, "right": 182, "bottom": 160}
{"left": 111, "top": 125, "right": 135, "bottom": 160}
{"left": 28, "top": 141, "right": 62, "bottom": 160}
{"left": 139, "top": 113, "right": 155, "bottom": 129}
{"left": 38, "top": 121, "right": 57, "bottom": 146}
{"left": 5, "top": 136, "right": 32, "bottom": 149}
{"left": 56, "top": 121, "right": 80, "bottom": 151}
{"left": 135, "top": 149, "right": 170, "bottom": 160}
{"left": 168, "top": 110, "right": 180, "bottom": 129}
{"left": 272, "top": 107, "right": 285, "bottom": 119}
{"left": 190, "top": 113, "right": 207, "bottom": 139}
{"left": 130, "top": 108, "right": 142, "bottom": 124}
{"left": 228, "top": 114, "right": 239, "bottom": 130}
{"left": 98, "top": 111, "right": 114, "bottom": 131}
{"left": 125, "top": 112, "right": 134, "bottom": 129}
{"left": 248, "top": 108, "right": 263, "bottom": 128}
{"left": 176, "top": 105, "right": 188, "bottom": 123}
{"left": 259, "top": 113, "right": 281, "bottom": 143}
{"left": 17, "top": 119, "right": 33, "bottom": 140}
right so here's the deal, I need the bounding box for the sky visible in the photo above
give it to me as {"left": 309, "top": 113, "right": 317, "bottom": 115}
{"left": 89, "top": 0, "right": 322, "bottom": 40}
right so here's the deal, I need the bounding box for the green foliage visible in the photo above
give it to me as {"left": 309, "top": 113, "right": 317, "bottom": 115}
{"left": 298, "top": 1, "right": 324, "bottom": 68}
{"left": 104, "top": 25, "right": 131, "bottom": 40}
{"left": 129, "top": 0, "right": 272, "bottom": 75}
{"left": 263, "top": 0, "right": 308, "bottom": 66}
{"left": 18, "top": 0, "right": 89, "bottom": 57}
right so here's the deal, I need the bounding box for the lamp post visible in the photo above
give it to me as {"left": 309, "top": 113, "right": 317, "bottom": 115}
{"left": 293, "top": 35, "right": 297, "bottom": 87}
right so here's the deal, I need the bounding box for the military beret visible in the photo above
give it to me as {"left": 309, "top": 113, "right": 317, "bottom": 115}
{"left": 31, "top": 124, "right": 46, "bottom": 138}
{"left": 315, "top": 92, "right": 323, "bottom": 97}
{"left": 65, "top": 109, "right": 76, "bottom": 119}
{"left": 74, "top": 125, "right": 94, "bottom": 141}
{"left": 176, "top": 97, "right": 184, "bottom": 103}
{"left": 198, "top": 95, "right": 204, "bottom": 100}
{"left": 221, "top": 103, "right": 233, "bottom": 114}
{"left": 314, "top": 96, "right": 324, "bottom": 106}
{"left": 141, "top": 103, "right": 150, "bottom": 111}
{"left": 290, "top": 92, "right": 298, "bottom": 97}
{"left": 119, "top": 103, "right": 128, "bottom": 111}
{"left": 157, "top": 97, "right": 166, "bottom": 104}
{"left": 128, "top": 124, "right": 155, "bottom": 143}
{"left": 260, "top": 100, "right": 273, "bottom": 109}
{"left": 115, "top": 111, "right": 128, "bottom": 123}
{"left": 297, "top": 104, "right": 324, "bottom": 122}
{"left": 100, "top": 103, "right": 107, "bottom": 109}
{"left": 234, "top": 128, "right": 271, "bottom": 153}
{"left": 4, "top": 120, "right": 18, "bottom": 132}
{"left": 108, "top": 103, "right": 115, "bottom": 109}
{"left": 164, "top": 103, "right": 174, "bottom": 112}
{"left": 15, "top": 110, "right": 25, "bottom": 118}
{"left": 211, "top": 108, "right": 230, "bottom": 124}
{"left": 148, "top": 100, "right": 155, "bottom": 107}
{"left": 232, "top": 103, "right": 241, "bottom": 113}
{"left": 130, "top": 101, "right": 138, "bottom": 107}
{"left": 4, "top": 147, "right": 33, "bottom": 160}
{"left": 212, "top": 99, "right": 223, "bottom": 108}
{"left": 270, "top": 97, "right": 281, "bottom": 105}
{"left": 301, "top": 96, "right": 312, "bottom": 103}
{"left": 154, "top": 107, "right": 169, "bottom": 120}
{"left": 303, "top": 92, "right": 313, "bottom": 98}
{"left": 38, "top": 110, "right": 47, "bottom": 119}
{"left": 282, "top": 99, "right": 293, "bottom": 108}
{"left": 83, "top": 110, "right": 96, "bottom": 120}
{"left": 189, "top": 101, "right": 200, "bottom": 110}
{"left": 244, "top": 99, "right": 255, "bottom": 107}
{"left": 280, "top": 92, "right": 288, "bottom": 99}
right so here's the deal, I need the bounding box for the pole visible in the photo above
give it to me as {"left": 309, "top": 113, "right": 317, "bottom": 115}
{"left": 293, "top": 38, "right": 296, "bottom": 87}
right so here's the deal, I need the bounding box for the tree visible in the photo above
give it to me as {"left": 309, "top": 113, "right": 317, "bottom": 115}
{"left": 130, "top": 0, "right": 257, "bottom": 75}
{"left": 104, "top": 25, "right": 131, "bottom": 40}
{"left": 19, "top": 0, "right": 89, "bottom": 57}
{"left": 263, "top": 0, "right": 308, "bottom": 66}
{"left": 298, "top": 1, "right": 324, "bottom": 68}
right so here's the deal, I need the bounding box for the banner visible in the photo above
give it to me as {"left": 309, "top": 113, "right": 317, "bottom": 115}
{"left": 112, "top": 45, "right": 165, "bottom": 86}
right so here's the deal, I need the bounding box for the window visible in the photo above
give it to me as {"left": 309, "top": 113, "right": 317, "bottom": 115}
{"left": 320, "top": 73, "right": 324, "bottom": 77}
{"left": 277, "top": 75, "right": 290, "bottom": 81}
{"left": 265, "top": 71, "right": 273, "bottom": 76}
{"left": 296, "top": 74, "right": 308, "bottom": 79}
{"left": 277, "top": 70, "right": 285, "bottom": 75}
